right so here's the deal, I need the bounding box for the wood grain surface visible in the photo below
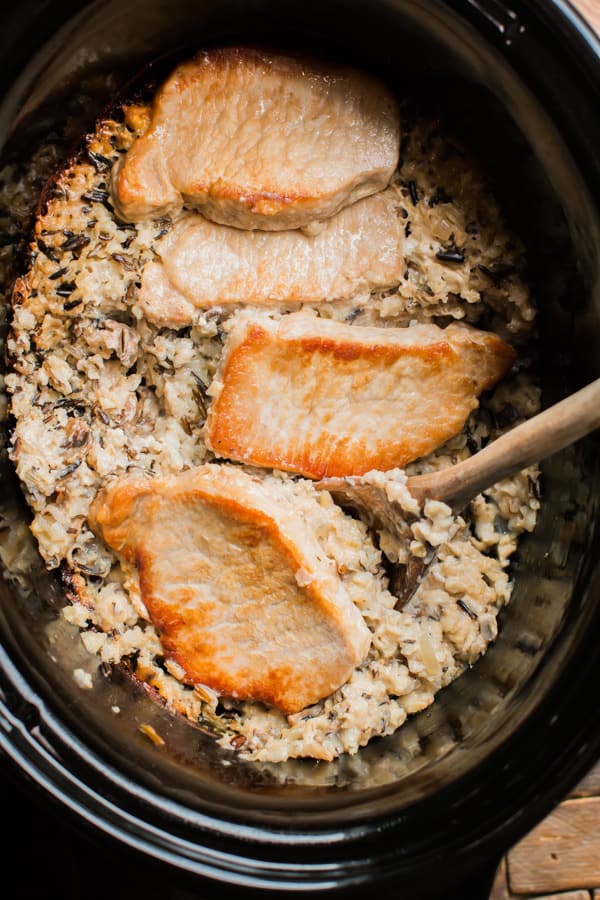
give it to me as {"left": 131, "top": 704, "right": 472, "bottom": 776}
{"left": 572, "top": 0, "right": 600, "bottom": 33}
{"left": 572, "top": 763, "right": 600, "bottom": 798}
{"left": 491, "top": 764, "right": 600, "bottom": 897}
{"left": 521, "top": 893, "right": 590, "bottom": 900}
{"left": 527, "top": 894, "right": 590, "bottom": 900}
{"left": 508, "top": 798, "right": 600, "bottom": 893}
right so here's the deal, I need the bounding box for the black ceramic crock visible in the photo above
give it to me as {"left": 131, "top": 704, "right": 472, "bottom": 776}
{"left": 0, "top": 2, "right": 599, "bottom": 898}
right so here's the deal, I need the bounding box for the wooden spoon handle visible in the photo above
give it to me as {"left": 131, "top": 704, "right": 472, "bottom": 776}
{"left": 406, "top": 378, "right": 600, "bottom": 511}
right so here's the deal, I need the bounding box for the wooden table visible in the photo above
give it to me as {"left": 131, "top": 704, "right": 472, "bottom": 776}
{"left": 490, "top": 763, "right": 600, "bottom": 899}
{"left": 490, "top": 1, "right": 598, "bottom": 896}
{"left": 574, "top": 0, "right": 599, "bottom": 31}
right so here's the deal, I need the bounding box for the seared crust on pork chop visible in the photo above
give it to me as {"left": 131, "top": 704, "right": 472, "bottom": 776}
{"left": 88, "top": 464, "right": 371, "bottom": 714}
{"left": 137, "top": 192, "right": 403, "bottom": 326}
{"left": 206, "top": 314, "right": 516, "bottom": 479}
{"left": 112, "top": 47, "right": 400, "bottom": 228}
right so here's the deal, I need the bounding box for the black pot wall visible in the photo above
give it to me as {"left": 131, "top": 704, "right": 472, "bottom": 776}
{"left": 0, "top": 2, "right": 598, "bottom": 898}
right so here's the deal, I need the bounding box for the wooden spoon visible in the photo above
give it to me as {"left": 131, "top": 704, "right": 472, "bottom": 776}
{"left": 316, "top": 378, "right": 600, "bottom": 605}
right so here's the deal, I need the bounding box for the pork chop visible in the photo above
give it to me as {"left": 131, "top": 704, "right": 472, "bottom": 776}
{"left": 137, "top": 193, "right": 403, "bottom": 327}
{"left": 112, "top": 47, "right": 400, "bottom": 228}
{"left": 88, "top": 464, "right": 371, "bottom": 714}
{"left": 205, "top": 314, "right": 516, "bottom": 479}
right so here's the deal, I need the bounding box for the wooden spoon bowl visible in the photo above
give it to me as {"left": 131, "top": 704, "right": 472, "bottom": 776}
{"left": 317, "top": 378, "right": 600, "bottom": 604}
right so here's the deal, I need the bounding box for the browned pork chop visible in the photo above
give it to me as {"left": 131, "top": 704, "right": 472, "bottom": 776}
{"left": 88, "top": 465, "right": 371, "bottom": 714}
{"left": 137, "top": 192, "right": 403, "bottom": 327}
{"left": 205, "top": 314, "right": 516, "bottom": 479}
{"left": 112, "top": 47, "right": 400, "bottom": 228}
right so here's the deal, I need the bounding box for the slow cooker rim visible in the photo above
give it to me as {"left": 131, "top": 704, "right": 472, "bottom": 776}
{"left": 2, "top": 605, "right": 600, "bottom": 892}
{"left": 0, "top": 0, "right": 599, "bottom": 892}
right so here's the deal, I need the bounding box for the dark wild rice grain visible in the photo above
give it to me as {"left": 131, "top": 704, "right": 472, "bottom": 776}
{"left": 37, "top": 239, "right": 59, "bottom": 262}
{"left": 86, "top": 149, "right": 112, "bottom": 171}
{"left": 436, "top": 248, "right": 465, "bottom": 263}
{"left": 57, "top": 461, "right": 82, "bottom": 478}
{"left": 112, "top": 252, "right": 136, "bottom": 271}
{"left": 457, "top": 599, "right": 478, "bottom": 620}
{"left": 61, "top": 234, "right": 90, "bottom": 253}
{"left": 82, "top": 188, "right": 110, "bottom": 204}
{"left": 55, "top": 282, "right": 76, "bottom": 297}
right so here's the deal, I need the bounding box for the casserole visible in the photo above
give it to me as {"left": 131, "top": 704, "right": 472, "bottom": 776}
{"left": 0, "top": 1, "right": 598, "bottom": 897}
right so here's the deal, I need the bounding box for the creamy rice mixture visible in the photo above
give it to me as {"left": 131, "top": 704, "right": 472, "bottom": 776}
{"left": 5, "top": 95, "right": 541, "bottom": 762}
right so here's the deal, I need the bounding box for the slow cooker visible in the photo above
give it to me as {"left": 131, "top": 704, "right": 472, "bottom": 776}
{"left": 0, "top": 1, "right": 598, "bottom": 898}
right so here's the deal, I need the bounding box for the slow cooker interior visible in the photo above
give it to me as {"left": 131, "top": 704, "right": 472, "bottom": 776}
{"left": 0, "top": 0, "right": 598, "bottom": 830}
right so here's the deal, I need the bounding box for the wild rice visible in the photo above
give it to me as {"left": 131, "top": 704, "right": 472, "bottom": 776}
{"left": 3, "top": 94, "right": 540, "bottom": 762}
